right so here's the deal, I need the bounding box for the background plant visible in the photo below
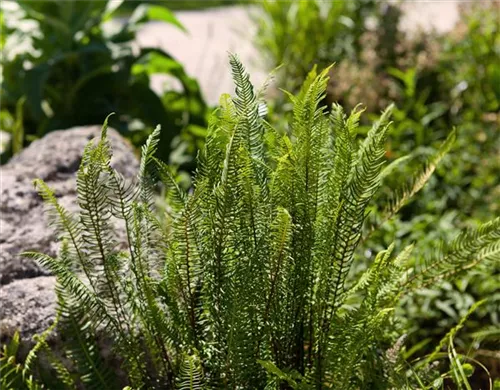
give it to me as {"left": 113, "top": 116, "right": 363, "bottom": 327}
{"left": 254, "top": 0, "right": 377, "bottom": 97}
{"left": 0, "top": 0, "right": 208, "bottom": 165}
{"left": 2, "top": 57, "right": 499, "bottom": 389}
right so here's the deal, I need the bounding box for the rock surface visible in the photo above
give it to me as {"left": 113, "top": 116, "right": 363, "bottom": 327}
{"left": 0, "top": 126, "right": 139, "bottom": 340}
{"left": 0, "top": 276, "right": 56, "bottom": 342}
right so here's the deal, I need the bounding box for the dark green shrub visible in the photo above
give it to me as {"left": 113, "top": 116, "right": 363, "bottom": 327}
{"left": 0, "top": 0, "right": 208, "bottom": 163}
{"left": 1, "top": 56, "right": 499, "bottom": 389}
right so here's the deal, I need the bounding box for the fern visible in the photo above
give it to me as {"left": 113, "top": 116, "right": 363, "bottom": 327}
{"left": 10, "top": 55, "right": 499, "bottom": 389}
{"left": 369, "top": 128, "right": 457, "bottom": 236}
{"left": 405, "top": 217, "right": 500, "bottom": 290}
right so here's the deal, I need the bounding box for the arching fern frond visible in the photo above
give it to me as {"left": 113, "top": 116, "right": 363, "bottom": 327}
{"left": 405, "top": 216, "right": 500, "bottom": 291}
{"left": 382, "top": 128, "right": 456, "bottom": 225}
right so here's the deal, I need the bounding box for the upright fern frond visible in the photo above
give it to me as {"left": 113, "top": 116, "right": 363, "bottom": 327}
{"left": 229, "top": 53, "right": 265, "bottom": 164}
{"left": 139, "top": 125, "right": 162, "bottom": 206}
{"left": 177, "top": 354, "right": 204, "bottom": 390}
{"left": 323, "top": 105, "right": 393, "bottom": 319}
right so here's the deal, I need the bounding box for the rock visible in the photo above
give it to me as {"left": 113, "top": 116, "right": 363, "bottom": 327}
{"left": 0, "top": 126, "right": 139, "bottom": 340}
{"left": 0, "top": 276, "right": 57, "bottom": 342}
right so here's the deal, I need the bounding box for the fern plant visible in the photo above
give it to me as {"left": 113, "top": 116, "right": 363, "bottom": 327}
{"left": 5, "top": 55, "right": 499, "bottom": 390}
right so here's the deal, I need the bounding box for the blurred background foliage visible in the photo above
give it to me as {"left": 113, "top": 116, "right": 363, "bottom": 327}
{"left": 1, "top": 0, "right": 499, "bottom": 386}
{"left": 0, "top": 0, "right": 209, "bottom": 167}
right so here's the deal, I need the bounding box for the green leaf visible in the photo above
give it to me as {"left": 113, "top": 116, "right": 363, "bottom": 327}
{"left": 132, "top": 51, "right": 182, "bottom": 76}
{"left": 128, "top": 4, "right": 186, "bottom": 32}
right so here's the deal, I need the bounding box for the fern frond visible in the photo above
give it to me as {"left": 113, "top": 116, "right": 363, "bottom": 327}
{"left": 325, "top": 105, "right": 394, "bottom": 317}
{"left": 33, "top": 179, "right": 88, "bottom": 276}
{"left": 381, "top": 128, "right": 456, "bottom": 224}
{"left": 23, "top": 315, "right": 59, "bottom": 377}
{"left": 139, "top": 125, "right": 161, "bottom": 207}
{"left": 56, "top": 289, "right": 119, "bottom": 390}
{"left": 177, "top": 354, "right": 204, "bottom": 390}
{"left": 405, "top": 216, "right": 500, "bottom": 290}
{"left": 229, "top": 53, "right": 264, "bottom": 164}
{"left": 154, "top": 157, "right": 188, "bottom": 214}
{"left": 165, "top": 195, "right": 203, "bottom": 348}
{"left": 309, "top": 105, "right": 393, "bottom": 384}
{"left": 24, "top": 252, "right": 103, "bottom": 315}
{"left": 346, "top": 244, "right": 396, "bottom": 298}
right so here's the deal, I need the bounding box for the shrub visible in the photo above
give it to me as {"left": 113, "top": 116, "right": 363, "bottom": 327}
{"left": 2, "top": 56, "right": 499, "bottom": 389}
{"left": 0, "top": 0, "right": 208, "bottom": 163}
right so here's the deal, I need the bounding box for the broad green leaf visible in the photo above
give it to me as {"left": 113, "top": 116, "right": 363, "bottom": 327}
{"left": 128, "top": 4, "right": 186, "bottom": 32}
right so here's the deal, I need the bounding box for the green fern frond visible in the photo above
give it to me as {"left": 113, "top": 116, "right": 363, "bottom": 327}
{"left": 56, "top": 290, "right": 118, "bottom": 390}
{"left": 154, "top": 157, "right": 187, "bottom": 213}
{"left": 405, "top": 216, "right": 500, "bottom": 290}
{"left": 139, "top": 125, "right": 161, "bottom": 206}
{"left": 325, "top": 104, "right": 394, "bottom": 315}
{"left": 177, "top": 354, "right": 204, "bottom": 390}
{"left": 382, "top": 128, "right": 456, "bottom": 224}
{"left": 229, "top": 53, "right": 264, "bottom": 164}
{"left": 23, "top": 251, "right": 117, "bottom": 331}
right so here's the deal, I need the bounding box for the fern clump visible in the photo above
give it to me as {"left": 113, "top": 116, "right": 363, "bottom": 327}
{"left": 5, "top": 55, "right": 499, "bottom": 390}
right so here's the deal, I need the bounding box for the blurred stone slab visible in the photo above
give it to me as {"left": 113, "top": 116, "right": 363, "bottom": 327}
{"left": 0, "top": 276, "right": 56, "bottom": 342}
{"left": 137, "top": 6, "right": 267, "bottom": 106}
{"left": 398, "top": 0, "right": 461, "bottom": 34}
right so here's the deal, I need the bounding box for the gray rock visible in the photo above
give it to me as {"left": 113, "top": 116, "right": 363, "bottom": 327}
{"left": 0, "top": 126, "right": 139, "bottom": 340}
{"left": 0, "top": 276, "right": 57, "bottom": 342}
